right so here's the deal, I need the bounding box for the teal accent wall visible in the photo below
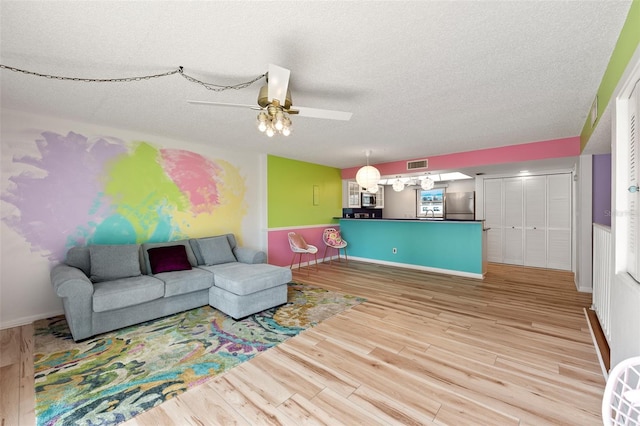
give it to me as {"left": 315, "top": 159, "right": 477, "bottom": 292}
{"left": 340, "top": 219, "right": 483, "bottom": 275}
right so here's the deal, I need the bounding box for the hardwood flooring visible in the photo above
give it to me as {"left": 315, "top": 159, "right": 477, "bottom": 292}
{"left": 1, "top": 262, "right": 604, "bottom": 425}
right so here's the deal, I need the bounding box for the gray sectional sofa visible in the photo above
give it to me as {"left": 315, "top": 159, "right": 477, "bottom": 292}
{"left": 50, "top": 234, "right": 292, "bottom": 341}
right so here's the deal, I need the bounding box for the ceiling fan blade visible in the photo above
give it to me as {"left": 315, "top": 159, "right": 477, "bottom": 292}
{"left": 267, "top": 64, "right": 290, "bottom": 106}
{"left": 187, "top": 100, "right": 261, "bottom": 110}
{"left": 292, "top": 106, "right": 353, "bottom": 121}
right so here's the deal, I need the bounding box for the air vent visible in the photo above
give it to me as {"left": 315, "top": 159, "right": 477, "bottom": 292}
{"left": 407, "top": 159, "right": 428, "bottom": 170}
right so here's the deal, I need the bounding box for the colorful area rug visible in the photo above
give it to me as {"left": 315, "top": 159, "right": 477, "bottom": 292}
{"left": 34, "top": 282, "right": 364, "bottom": 426}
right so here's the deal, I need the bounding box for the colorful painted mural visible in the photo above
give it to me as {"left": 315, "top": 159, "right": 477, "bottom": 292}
{"left": 1, "top": 131, "right": 247, "bottom": 262}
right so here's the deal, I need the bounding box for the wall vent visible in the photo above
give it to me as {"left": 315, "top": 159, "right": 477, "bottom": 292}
{"left": 407, "top": 159, "right": 428, "bottom": 170}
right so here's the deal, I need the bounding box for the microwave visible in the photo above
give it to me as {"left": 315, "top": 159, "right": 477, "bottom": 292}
{"left": 361, "top": 192, "right": 376, "bottom": 207}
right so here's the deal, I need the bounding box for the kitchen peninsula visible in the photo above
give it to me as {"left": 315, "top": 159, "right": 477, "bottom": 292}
{"left": 339, "top": 218, "right": 487, "bottom": 278}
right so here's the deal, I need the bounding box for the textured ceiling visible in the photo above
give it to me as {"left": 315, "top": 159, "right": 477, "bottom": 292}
{"left": 0, "top": 1, "right": 632, "bottom": 172}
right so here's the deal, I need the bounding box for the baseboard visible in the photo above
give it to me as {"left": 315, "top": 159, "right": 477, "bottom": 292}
{"left": 0, "top": 309, "right": 64, "bottom": 330}
{"left": 584, "top": 307, "right": 610, "bottom": 379}
{"left": 347, "top": 256, "right": 484, "bottom": 279}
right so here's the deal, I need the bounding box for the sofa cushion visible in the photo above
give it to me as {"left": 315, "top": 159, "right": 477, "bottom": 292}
{"left": 148, "top": 245, "right": 192, "bottom": 274}
{"left": 202, "top": 263, "right": 292, "bottom": 296}
{"left": 92, "top": 275, "right": 164, "bottom": 312}
{"left": 66, "top": 246, "right": 91, "bottom": 276}
{"left": 190, "top": 235, "right": 237, "bottom": 265}
{"left": 196, "top": 236, "right": 237, "bottom": 266}
{"left": 141, "top": 240, "right": 196, "bottom": 275}
{"left": 154, "top": 268, "right": 213, "bottom": 297}
{"left": 89, "top": 244, "right": 142, "bottom": 283}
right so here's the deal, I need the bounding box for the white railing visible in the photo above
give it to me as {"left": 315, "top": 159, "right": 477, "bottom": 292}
{"left": 593, "top": 223, "right": 612, "bottom": 344}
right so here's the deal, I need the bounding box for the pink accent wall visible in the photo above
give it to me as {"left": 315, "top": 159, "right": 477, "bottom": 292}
{"left": 341, "top": 137, "right": 581, "bottom": 179}
{"left": 268, "top": 226, "right": 333, "bottom": 267}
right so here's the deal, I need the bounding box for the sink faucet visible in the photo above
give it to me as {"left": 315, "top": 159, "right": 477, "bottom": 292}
{"left": 426, "top": 209, "right": 435, "bottom": 218}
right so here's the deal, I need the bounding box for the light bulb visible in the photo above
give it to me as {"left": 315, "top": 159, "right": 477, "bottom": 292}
{"left": 282, "top": 127, "right": 291, "bottom": 136}
{"left": 274, "top": 111, "right": 285, "bottom": 131}
{"left": 266, "top": 126, "right": 275, "bottom": 137}
{"left": 257, "top": 112, "right": 268, "bottom": 132}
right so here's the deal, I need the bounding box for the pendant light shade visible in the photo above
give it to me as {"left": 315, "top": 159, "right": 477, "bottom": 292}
{"left": 392, "top": 178, "right": 405, "bottom": 192}
{"left": 355, "top": 150, "right": 380, "bottom": 189}
{"left": 356, "top": 166, "right": 381, "bottom": 189}
{"left": 421, "top": 176, "right": 435, "bottom": 190}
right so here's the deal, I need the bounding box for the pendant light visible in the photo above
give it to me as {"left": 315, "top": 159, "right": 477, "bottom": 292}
{"left": 392, "top": 178, "right": 405, "bottom": 192}
{"left": 355, "top": 150, "right": 380, "bottom": 189}
{"left": 421, "top": 176, "right": 435, "bottom": 190}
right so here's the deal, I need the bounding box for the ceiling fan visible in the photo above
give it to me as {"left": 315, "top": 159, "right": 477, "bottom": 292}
{"left": 188, "top": 64, "right": 352, "bottom": 137}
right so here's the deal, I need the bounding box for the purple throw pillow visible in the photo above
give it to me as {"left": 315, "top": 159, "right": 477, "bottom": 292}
{"left": 147, "top": 245, "right": 192, "bottom": 274}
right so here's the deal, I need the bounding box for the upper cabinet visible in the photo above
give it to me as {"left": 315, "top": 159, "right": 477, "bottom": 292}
{"left": 347, "top": 181, "right": 361, "bottom": 208}
{"left": 375, "top": 185, "right": 384, "bottom": 208}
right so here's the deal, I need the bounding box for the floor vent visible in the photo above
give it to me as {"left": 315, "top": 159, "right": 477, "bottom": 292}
{"left": 407, "top": 159, "right": 428, "bottom": 170}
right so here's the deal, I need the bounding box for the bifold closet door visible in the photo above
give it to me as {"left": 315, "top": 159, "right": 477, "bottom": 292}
{"left": 547, "top": 174, "right": 572, "bottom": 270}
{"left": 524, "top": 176, "right": 547, "bottom": 267}
{"left": 502, "top": 178, "right": 523, "bottom": 265}
{"left": 484, "top": 179, "right": 504, "bottom": 263}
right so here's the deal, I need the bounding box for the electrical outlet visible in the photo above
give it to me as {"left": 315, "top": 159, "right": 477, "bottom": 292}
{"left": 392, "top": 248, "right": 397, "bottom": 254}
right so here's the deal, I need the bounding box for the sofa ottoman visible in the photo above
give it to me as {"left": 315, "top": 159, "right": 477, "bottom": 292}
{"left": 204, "top": 262, "right": 291, "bottom": 319}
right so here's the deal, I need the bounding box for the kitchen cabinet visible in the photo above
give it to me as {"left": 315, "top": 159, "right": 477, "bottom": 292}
{"left": 347, "top": 181, "right": 361, "bottom": 208}
{"left": 374, "top": 185, "right": 384, "bottom": 208}
{"left": 483, "top": 173, "right": 572, "bottom": 270}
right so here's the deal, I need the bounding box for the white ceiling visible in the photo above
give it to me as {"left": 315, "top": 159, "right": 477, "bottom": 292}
{"left": 0, "top": 1, "right": 632, "bottom": 173}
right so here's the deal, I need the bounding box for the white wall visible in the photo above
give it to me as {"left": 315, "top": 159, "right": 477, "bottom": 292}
{"left": 0, "top": 109, "right": 265, "bottom": 328}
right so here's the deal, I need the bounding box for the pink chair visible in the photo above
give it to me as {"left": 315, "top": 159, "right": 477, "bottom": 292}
{"left": 287, "top": 232, "right": 318, "bottom": 274}
{"left": 322, "top": 228, "right": 348, "bottom": 265}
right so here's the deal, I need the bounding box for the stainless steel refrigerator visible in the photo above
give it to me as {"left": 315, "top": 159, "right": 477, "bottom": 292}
{"left": 445, "top": 192, "right": 475, "bottom": 220}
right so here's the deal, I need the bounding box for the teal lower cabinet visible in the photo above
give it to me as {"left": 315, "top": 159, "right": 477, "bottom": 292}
{"left": 339, "top": 219, "right": 486, "bottom": 278}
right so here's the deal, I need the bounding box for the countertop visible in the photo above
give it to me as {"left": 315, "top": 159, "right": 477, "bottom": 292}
{"left": 336, "top": 217, "right": 483, "bottom": 223}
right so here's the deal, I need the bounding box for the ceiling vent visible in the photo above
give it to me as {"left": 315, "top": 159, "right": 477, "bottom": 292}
{"left": 407, "top": 159, "right": 428, "bottom": 170}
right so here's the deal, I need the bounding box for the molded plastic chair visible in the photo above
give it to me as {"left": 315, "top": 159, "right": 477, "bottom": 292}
{"left": 322, "top": 228, "right": 348, "bottom": 265}
{"left": 287, "top": 232, "right": 318, "bottom": 274}
{"left": 603, "top": 356, "right": 640, "bottom": 425}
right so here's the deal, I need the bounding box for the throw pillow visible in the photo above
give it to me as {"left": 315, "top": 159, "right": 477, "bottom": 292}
{"left": 196, "top": 236, "right": 237, "bottom": 266}
{"left": 89, "top": 245, "right": 142, "bottom": 283}
{"left": 325, "top": 230, "right": 342, "bottom": 246}
{"left": 147, "top": 245, "right": 193, "bottom": 274}
{"left": 289, "top": 233, "right": 308, "bottom": 249}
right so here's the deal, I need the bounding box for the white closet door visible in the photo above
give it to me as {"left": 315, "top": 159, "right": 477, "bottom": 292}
{"left": 524, "top": 176, "right": 547, "bottom": 267}
{"left": 503, "top": 178, "right": 524, "bottom": 265}
{"left": 484, "top": 179, "right": 504, "bottom": 262}
{"left": 547, "top": 230, "right": 572, "bottom": 270}
{"left": 547, "top": 174, "right": 572, "bottom": 270}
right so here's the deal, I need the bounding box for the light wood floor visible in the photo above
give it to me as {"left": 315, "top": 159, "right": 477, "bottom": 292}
{"left": 1, "top": 261, "right": 605, "bottom": 425}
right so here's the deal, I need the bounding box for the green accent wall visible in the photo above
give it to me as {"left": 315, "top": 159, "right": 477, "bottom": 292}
{"left": 267, "top": 155, "right": 342, "bottom": 228}
{"left": 581, "top": 0, "right": 640, "bottom": 149}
